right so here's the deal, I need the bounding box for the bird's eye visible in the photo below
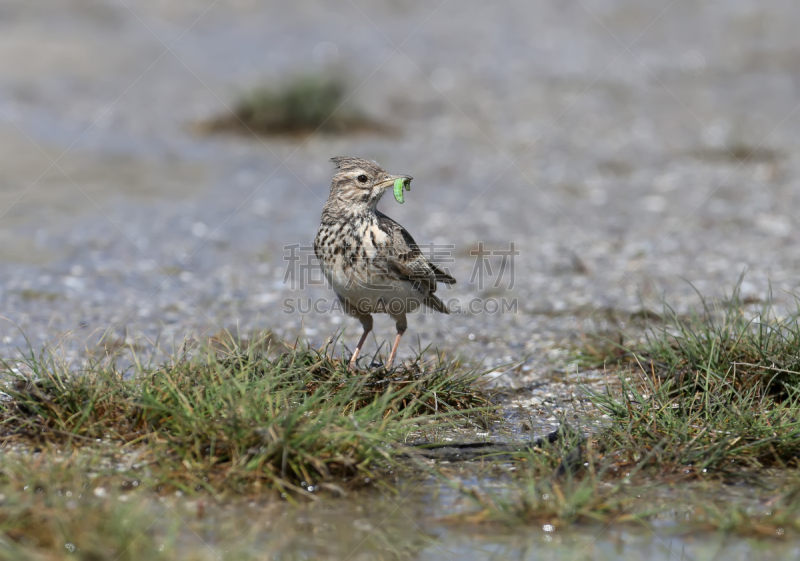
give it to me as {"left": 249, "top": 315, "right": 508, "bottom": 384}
{"left": 357, "top": 174, "right": 368, "bottom": 183}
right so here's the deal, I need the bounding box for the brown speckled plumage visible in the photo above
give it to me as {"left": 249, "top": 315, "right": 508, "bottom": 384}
{"left": 314, "top": 157, "right": 456, "bottom": 370}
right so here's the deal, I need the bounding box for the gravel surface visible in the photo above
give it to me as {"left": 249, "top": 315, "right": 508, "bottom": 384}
{"left": 1, "top": 0, "right": 799, "bottom": 380}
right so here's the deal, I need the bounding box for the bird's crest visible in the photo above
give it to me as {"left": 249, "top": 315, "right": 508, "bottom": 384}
{"left": 330, "top": 156, "right": 383, "bottom": 175}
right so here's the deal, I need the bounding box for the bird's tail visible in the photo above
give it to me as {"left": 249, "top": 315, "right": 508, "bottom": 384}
{"left": 423, "top": 294, "right": 450, "bottom": 314}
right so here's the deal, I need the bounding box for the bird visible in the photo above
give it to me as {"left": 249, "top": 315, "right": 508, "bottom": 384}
{"left": 313, "top": 157, "right": 456, "bottom": 371}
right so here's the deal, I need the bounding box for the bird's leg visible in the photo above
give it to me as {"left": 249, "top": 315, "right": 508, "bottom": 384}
{"left": 348, "top": 313, "right": 373, "bottom": 372}
{"left": 385, "top": 330, "right": 405, "bottom": 369}
{"left": 386, "top": 314, "right": 408, "bottom": 369}
{"left": 349, "top": 328, "right": 371, "bottom": 371}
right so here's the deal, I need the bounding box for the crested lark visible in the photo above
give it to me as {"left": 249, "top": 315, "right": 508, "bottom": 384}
{"left": 314, "top": 157, "right": 456, "bottom": 370}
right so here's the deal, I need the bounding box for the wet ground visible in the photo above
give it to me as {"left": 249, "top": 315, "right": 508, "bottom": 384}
{"left": 83, "top": 481, "right": 800, "bottom": 560}
{"left": 2, "top": 0, "right": 800, "bottom": 557}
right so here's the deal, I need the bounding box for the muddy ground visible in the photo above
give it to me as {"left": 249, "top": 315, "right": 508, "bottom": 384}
{"left": 1, "top": 0, "right": 800, "bottom": 558}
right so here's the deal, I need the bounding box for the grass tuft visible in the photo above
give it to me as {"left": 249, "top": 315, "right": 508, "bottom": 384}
{"left": 0, "top": 335, "right": 492, "bottom": 495}
{"left": 200, "top": 73, "right": 390, "bottom": 136}
{"left": 456, "top": 280, "right": 800, "bottom": 535}
{"left": 582, "top": 281, "right": 800, "bottom": 476}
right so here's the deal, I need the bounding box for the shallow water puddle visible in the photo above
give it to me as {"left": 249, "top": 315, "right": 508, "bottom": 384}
{"left": 132, "top": 481, "right": 800, "bottom": 560}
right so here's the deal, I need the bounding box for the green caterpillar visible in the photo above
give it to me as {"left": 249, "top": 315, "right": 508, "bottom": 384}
{"left": 393, "top": 177, "right": 411, "bottom": 204}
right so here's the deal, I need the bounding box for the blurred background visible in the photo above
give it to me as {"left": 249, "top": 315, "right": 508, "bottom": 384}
{"left": 1, "top": 0, "right": 800, "bottom": 371}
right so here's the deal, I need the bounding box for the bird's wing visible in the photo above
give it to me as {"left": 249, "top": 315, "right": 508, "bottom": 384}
{"left": 375, "top": 211, "right": 456, "bottom": 289}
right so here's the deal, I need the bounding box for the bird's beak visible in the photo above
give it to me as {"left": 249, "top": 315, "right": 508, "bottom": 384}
{"left": 375, "top": 174, "right": 413, "bottom": 188}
